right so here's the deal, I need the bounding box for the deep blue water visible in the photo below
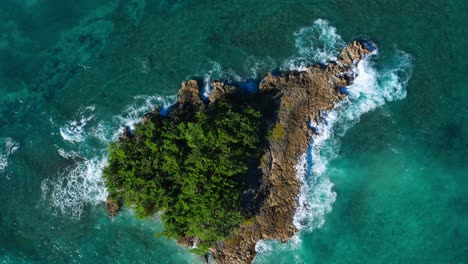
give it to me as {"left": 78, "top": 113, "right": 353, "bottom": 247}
{"left": 0, "top": 1, "right": 466, "bottom": 263}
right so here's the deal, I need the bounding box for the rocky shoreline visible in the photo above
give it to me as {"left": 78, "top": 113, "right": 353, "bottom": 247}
{"left": 106, "top": 40, "right": 373, "bottom": 264}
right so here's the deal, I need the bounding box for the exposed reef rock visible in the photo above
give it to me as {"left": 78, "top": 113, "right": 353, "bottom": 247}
{"left": 108, "top": 40, "right": 373, "bottom": 263}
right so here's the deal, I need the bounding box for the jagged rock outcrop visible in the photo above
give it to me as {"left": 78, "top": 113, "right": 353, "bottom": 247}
{"left": 208, "top": 81, "right": 239, "bottom": 103}
{"left": 178, "top": 80, "right": 205, "bottom": 111}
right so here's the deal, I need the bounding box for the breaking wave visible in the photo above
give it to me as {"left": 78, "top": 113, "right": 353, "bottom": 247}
{"left": 201, "top": 61, "right": 245, "bottom": 98}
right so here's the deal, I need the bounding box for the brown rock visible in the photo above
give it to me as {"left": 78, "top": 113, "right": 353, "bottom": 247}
{"left": 208, "top": 81, "right": 238, "bottom": 103}
{"left": 105, "top": 197, "right": 121, "bottom": 217}
{"left": 178, "top": 80, "right": 204, "bottom": 110}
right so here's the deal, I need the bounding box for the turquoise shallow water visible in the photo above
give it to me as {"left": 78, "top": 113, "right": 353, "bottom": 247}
{"left": 0, "top": 0, "right": 466, "bottom": 263}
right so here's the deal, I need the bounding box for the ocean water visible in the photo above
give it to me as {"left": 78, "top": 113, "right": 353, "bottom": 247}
{"left": 1, "top": 0, "right": 466, "bottom": 263}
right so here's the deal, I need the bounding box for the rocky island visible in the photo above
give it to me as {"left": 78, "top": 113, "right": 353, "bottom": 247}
{"left": 103, "top": 40, "right": 373, "bottom": 263}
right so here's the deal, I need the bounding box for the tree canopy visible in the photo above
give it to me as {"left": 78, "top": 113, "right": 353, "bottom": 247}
{"left": 103, "top": 101, "right": 263, "bottom": 253}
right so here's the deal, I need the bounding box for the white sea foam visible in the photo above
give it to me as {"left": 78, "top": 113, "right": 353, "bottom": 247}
{"left": 89, "top": 122, "right": 110, "bottom": 143}
{"left": 56, "top": 147, "right": 83, "bottom": 160}
{"left": 59, "top": 105, "right": 96, "bottom": 143}
{"left": 0, "top": 137, "right": 20, "bottom": 173}
{"left": 201, "top": 61, "right": 244, "bottom": 98}
{"left": 254, "top": 235, "right": 303, "bottom": 263}
{"left": 202, "top": 62, "right": 222, "bottom": 98}
{"left": 43, "top": 18, "right": 413, "bottom": 232}
{"left": 243, "top": 56, "right": 276, "bottom": 79}
{"left": 283, "top": 19, "right": 346, "bottom": 70}
{"left": 115, "top": 94, "right": 177, "bottom": 135}
{"left": 0, "top": 154, "right": 7, "bottom": 172}
{"left": 255, "top": 240, "right": 274, "bottom": 254}
{"left": 4, "top": 137, "right": 20, "bottom": 155}
{"left": 269, "top": 235, "right": 302, "bottom": 251}
{"left": 41, "top": 155, "right": 108, "bottom": 219}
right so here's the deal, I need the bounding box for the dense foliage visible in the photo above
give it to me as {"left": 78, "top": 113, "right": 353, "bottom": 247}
{"left": 103, "top": 101, "right": 263, "bottom": 253}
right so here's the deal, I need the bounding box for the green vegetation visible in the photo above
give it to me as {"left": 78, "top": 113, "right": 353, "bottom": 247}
{"left": 103, "top": 101, "right": 263, "bottom": 253}
{"left": 270, "top": 122, "right": 285, "bottom": 140}
{"left": 242, "top": 216, "right": 255, "bottom": 226}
